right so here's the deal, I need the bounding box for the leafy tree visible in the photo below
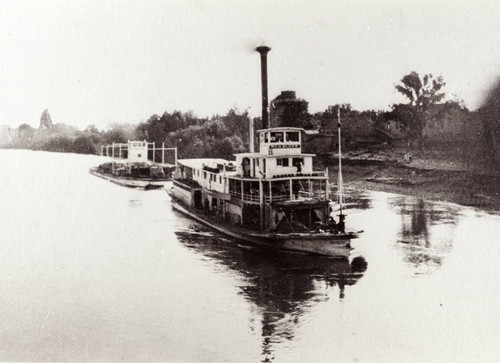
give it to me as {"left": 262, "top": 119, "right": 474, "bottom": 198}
{"left": 388, "top": 103, "right": 418, "bottom": 141}
{"left": 162, "top": 108, "right": 251, "bottom": 159}
{"left": 39, "top": 109, "right": 53, "bottom": 130}
{"left": 39, "top": 135, "right": 73, "bottom": 152}
{"left": 396, "top": 72, "right": 445, "bottom": 107}
{"left": 50, "top": 123, "right": 79, "bottom": 137}
{"left": 82, "top": 124, "right": 103, "bottom": 145}
{"left": 72, "top": 135, "right": 99, "bottom": 154}
{"left": 218, "top": 109, "right": 250, "bottom": 141}
{"left": 84, "top": 124, "right": 100, "bottom": 134}
{"left": 394, "top": 71, "right": 446, "bottom": 145}
{"left": 102, "top": 123, "right": 136, "bottom": 144}
{"left": 136, "top": 111, "right": 208, "bottom": 145}
{"left": 312, "top": 103, "right": 359, "bottom": 130}
{"left": 217, "top": 136, "right": 245, "bottom": 160}
{"left": 16, "top": 124, "right": 36, "bottom": 148}
{"left": 359, "top": 109, "right": 388, "bottom": 127}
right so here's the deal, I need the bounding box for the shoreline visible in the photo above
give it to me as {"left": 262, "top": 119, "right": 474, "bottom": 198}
{"left": 327, "top": 158, "right": 500, "bottom": 212}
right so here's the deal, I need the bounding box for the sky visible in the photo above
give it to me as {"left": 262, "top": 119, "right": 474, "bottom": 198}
{"left": 2, "top": 0, "right": 500, "bottom": 130}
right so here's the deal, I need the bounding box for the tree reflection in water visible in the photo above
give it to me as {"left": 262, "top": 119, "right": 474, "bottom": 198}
{"left": 390, "top": 197, "right": 461, "bottom": 272}
{"left": 175, "top": 228, "right": 367, "bottom": 362}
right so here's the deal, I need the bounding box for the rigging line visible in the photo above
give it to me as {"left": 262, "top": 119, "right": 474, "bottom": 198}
{"left": 337, "top": 107, "right": 344, "bottom": 215}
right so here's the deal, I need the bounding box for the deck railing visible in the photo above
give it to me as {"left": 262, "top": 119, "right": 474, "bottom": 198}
{"left": 230, "top": 190, "right": 327, "bottom": 203}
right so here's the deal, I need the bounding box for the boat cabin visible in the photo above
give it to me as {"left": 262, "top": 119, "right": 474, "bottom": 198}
{"left": 127, "top": 141, "right": 148, "bottom": 162}
{"left": 235, "top": 127, "right": 314, "bottom": 178}
{"left": 173, "top": 127, "right": 331, "bottom": 233}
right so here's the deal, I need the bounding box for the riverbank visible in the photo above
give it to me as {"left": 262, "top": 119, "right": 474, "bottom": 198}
{"left": 325, "top": 151, "right": 500, "bottom": 212}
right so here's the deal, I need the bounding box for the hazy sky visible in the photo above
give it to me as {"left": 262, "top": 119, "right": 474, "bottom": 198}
{"left": 2, "top": 0, "right": 500, "bottom": 130}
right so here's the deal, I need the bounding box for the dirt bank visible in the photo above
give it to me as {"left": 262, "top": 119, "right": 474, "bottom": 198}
{"left": 325, "top": 154, "right": 500, "bottom": 212}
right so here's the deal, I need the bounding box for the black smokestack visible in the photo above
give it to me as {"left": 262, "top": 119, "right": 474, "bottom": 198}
{"left": 256, "top": 46, "right": 271, "bottom": 129}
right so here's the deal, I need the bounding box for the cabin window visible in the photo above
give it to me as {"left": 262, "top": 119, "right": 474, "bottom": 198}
{"left": 286, "top": 131, "right": 300, "bottom": 142}
{"left": 219, "top": 176, "right": 222, "bottom": 183}
{"left": 229, "top": 178, "right": 242, "bottom": 197}
{"left": 203, "top": 171, "right": 207, "bottom": 179}
{"left": 264, "top": 133, "right": 269, "bottom": 143}
{"left": 270, "top": 132, "right": 284, "bottom": 142}
{"left": 277, "top": 158, "right": 289, "bottom": 167}
{"left": 293, "top": 158, "right": 303, "bottom": 172}
{"left": 137, "top": 154, "right": 141, "bottom": 158}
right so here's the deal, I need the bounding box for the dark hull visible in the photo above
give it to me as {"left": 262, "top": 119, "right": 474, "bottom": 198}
{"left": 166, "top": 187, "right": 356, "bottom": 257}
{"left": 89, "top": 168, "right": 169, "bottom": 190}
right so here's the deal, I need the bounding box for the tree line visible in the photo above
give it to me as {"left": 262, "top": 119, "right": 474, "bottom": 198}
{"left": 1, "top": 71, "right": 498, "bottom": 171}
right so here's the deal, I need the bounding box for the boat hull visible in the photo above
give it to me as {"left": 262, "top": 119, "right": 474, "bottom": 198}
{"left": 166, "top": 187, "right": 354, "bottom": 257}
{"left": 89, "top": 168, "right": 169, "bottom": 189}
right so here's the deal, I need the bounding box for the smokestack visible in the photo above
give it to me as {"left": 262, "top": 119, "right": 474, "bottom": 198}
{"left": 256, "top": 46, "right": 271, "bottom": 129}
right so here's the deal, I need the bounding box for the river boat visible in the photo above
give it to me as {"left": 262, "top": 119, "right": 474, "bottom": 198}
{"left": 166, "top": 126, "right": 360, "bottom": 257}
{"left": 90, "top": 140, "right": 175, "bottom": 189}
{"left": 166, "top": 46, "right": 360, "bottom": 257}
{"left": 90, "top": 162, "right": 170, "bottom": 190}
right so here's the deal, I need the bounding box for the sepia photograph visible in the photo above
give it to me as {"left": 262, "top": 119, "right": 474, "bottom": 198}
{"left": 1, "top": 1, "right": 499, "bottom": 361}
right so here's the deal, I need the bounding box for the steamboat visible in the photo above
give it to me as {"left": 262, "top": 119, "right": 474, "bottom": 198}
{"left": 166, "top": 46, "right": 360, "bottom": 257}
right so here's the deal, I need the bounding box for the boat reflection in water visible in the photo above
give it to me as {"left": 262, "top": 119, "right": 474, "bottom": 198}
{"left": 175, "top": 227, "right": 368, "bottom": 362}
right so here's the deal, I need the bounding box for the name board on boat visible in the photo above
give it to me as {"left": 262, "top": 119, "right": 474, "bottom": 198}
{"left": 268, "top": 144, "right": 300, "bottom": 149}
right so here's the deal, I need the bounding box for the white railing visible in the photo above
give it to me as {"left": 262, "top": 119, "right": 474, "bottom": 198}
{"left": 230, "top": 191, "right": 260, "bottom": 202}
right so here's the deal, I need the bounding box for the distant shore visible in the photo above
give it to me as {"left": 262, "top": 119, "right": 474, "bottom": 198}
{"left": 325, "top": 152, "right": 500, "bottom": 212}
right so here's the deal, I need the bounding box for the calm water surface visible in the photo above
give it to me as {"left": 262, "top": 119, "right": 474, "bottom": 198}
{"left": 1, "top": 149, "right": 499, "bottom": 362}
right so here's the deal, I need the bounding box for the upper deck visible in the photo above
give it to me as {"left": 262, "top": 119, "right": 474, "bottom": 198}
{"left": 233, "top": 127, "right": 325, "bottom": 179}
{"left": 257, "top": 127, "right": 303, "bottom": 156}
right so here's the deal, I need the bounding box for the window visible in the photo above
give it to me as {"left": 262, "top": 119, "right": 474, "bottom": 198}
{"left": 286, "top": 132, "right": 299, "bottom": 142}
{"left": 203, "top": 171, "right": 207, "bottom": 179}
{"left": 277, "top": 158, "right": 289, "bottom": 167}
{"left": 270, "top": 132, "right": 284, "bottom": 142}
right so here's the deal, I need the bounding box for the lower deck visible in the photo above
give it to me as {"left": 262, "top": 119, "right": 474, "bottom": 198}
{"left": 171, "top": 178, "right": 353, "bottom": 235}
{"left": 167, "top": 186, "right": 354, "bottom": 257}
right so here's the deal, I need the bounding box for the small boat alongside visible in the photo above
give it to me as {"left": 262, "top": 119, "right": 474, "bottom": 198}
{"left": 90, "top": 162, "right": 171, "bottom": 189}
{"left": 90, "top": 140, "right": 176, "bottom": 189}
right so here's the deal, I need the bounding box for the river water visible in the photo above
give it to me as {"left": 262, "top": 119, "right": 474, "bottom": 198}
{"left": 1, "top": 149, "right": 499, "bottom": 362}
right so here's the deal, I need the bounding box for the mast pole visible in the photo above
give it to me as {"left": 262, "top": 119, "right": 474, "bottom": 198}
{"left": 337, "top": 107, "right": 343, "bottom": 216}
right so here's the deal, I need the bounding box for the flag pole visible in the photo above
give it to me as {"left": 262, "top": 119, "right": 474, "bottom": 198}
{"left": 337, "top": 107, "right": 344, "bottom": 216}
